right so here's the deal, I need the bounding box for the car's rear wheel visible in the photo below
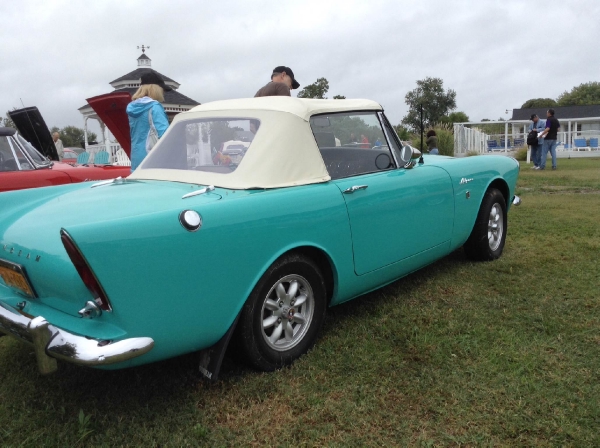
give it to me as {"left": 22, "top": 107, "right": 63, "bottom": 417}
{"left": 237, "top": 253, "right": 326, "bottom": 371}
{"left": 464, "top": 188, "right": 507, "bottom": 261}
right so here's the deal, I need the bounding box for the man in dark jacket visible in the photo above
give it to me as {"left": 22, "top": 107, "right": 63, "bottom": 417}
{"left": 255, "top": 66, "right": 300, "bottom": 97}
{"left": 538, "top": 109, "right": 560, "bottom": 170}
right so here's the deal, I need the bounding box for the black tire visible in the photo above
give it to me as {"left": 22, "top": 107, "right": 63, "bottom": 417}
{"left": 464, "top": 188, "right": 507, "bottom": 261}
{"left": 237, "top": 253, "right": 327, "bottom": 371}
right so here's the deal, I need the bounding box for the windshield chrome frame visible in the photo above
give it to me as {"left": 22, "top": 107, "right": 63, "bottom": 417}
{"left": 378, "top": 111, "right": 404, "bottom": 169}
{"left": 13, "top": 133, "right": 52, "bottom": 170}
{"left": 3, "top": 135, "right": 24, "bottom": 171}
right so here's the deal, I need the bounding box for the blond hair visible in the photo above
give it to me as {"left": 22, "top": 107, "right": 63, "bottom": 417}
{"left": 132, "top": 84, "right": 165, "bottom": 102}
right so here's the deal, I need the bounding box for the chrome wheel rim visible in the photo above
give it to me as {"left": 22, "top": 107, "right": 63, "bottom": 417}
{"left": 261, "top": 274, "right": 314, "bottom": 351}
{"left": 488, "top": 203, "right": 504, "bottom": 251}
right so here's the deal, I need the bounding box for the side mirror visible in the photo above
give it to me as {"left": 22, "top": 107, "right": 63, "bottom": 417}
{"left": 396, "top": 145, "right": 413, "bottom": 165}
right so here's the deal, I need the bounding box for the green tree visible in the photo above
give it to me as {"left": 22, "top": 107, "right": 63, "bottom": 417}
{"left": 401, "top": 77, "right": 457, "bottom": 133}
{"left": 393, "top": 124, "right": 411, "bottom": 141}
{"left": 557, "top": 81, "right": 600, "bottom": 106}
{"left": 206, "top": 121, "right": 237, "bottom": 152}
{"left": 53, "top": 126, "right": 97, "bottom": 147}
{"left": 441, "top": 111, "right": 469, "bottom": 124}
{"left": 2, "top": 111, "right": 16, "bottom": 128}
{"left": 520, "top": 98, "right": 557, "bottom": 108}
{"left": 297, "top": 78, "right": 330, "bottom": 99}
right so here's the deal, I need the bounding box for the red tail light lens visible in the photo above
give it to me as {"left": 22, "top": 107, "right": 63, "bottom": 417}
{"left": 60, "top": 229, "right": 112, "bottom": 311}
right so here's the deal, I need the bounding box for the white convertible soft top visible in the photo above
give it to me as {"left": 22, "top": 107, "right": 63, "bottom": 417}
{"left": 129, "top": 97, "right": 383, "bottom": 189}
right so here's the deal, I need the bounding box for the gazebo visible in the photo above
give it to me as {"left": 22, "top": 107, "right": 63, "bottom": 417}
{"left": 78, "top": 47, "right": 200, "bottom": 161}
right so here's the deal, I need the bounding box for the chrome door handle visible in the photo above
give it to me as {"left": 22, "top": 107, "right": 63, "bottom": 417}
{"left": 343, "top": 185, "right": 368, "bottom": 194}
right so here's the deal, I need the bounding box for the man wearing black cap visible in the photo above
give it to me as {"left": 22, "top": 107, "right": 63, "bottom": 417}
{"left": 255, "top": 66, "right": 300, "bottom": 97}
{"left": 528, "top": 114, "right": 545, "bottom": 169}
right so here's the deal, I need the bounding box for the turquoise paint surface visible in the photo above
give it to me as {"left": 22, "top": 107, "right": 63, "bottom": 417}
{"left": 0, "top": 154, "right": 520, "bottom": 368}
{"left": 333, "top": 165, "right": 454, "bottom": 275}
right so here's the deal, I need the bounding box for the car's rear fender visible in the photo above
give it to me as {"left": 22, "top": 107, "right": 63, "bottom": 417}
{"left": 62, "top": 182, "right": 354, "bottom": 366}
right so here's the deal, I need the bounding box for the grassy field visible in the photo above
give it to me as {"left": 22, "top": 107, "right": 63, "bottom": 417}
{"left": 1, "top": 158, "right": 599, "bottom": 446}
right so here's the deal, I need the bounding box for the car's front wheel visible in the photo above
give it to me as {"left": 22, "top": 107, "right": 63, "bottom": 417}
{"left": 464, "top": 188, "right": 507, "bottom": 261}
{"left": 237, "top": 253, "right": 327, "bottom": 371}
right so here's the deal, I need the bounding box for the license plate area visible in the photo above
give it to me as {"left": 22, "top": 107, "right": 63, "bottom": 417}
{"left": 0, "top": 258, "right": 36, "bottom": 298}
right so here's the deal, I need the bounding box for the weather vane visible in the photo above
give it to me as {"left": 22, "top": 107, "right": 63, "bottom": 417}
{"left": 137, "top": 45, "right": 150, "bottom": 53}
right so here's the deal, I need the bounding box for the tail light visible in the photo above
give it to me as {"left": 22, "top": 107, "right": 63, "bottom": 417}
{"left": 60, "top": 229, "right": 112, "bottom": 311}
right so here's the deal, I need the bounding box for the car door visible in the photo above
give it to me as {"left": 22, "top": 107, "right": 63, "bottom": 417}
{"left": 334, "top": 165, "right": 454, "bottom": 275}
{"left": 310, "top": 111, "right": 454, "bottom": 276}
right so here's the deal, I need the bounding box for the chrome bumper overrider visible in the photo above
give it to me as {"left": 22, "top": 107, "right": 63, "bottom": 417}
{"left": 0, "top": 303, "right": 154, "bottom": 375}
{"left": 512, "top": 195, "right": 521, "bottom": 206}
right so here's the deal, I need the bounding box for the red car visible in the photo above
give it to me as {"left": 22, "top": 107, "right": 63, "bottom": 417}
{"left": 0, "top": 126, "right": 130, "bottom": 193}
{"left": 1, "top": 104, "right": 131, "bottom": 193}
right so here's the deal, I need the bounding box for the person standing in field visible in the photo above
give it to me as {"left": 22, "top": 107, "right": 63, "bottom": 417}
{"left": 528, "top": 114, "right": 545, "bottom": 169}
{"left": 52, "top": 132, "right": 64, "bottom": 161}
{"left": 538, "top": 109, "right": 560, "bottom": 170}
{"left": 426, "top": 130, "right": 439, "bottom": 155}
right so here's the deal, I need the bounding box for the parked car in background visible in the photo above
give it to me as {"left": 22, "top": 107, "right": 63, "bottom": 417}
{"left": 0, "top": 98, "right": 521, "bottom": 380}
{"left": 64, "top": 146, "right": 85, "bottom": 155}
{"left": 0, "top": 127, "right": 130, "bottom": 192}
{"left": 61, "top": 148, "right": 78, "bottom": 162}
{"left": 220, "top": 140, "right": 250, "bottom": 165}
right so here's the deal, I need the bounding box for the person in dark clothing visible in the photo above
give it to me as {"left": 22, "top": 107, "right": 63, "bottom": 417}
{"left": 426, "top": 130, "right": 439, "bottom": 154}
{"left": 255, "top": 66, "right": 300, "bottom": 97}
{"left": 538, "top": 109, "right": 560, "bottom": 170}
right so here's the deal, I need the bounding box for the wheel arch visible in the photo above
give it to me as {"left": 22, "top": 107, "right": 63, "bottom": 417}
{"left": 286, "top": 245, "right": 336, "bottom": 305}
{"left": 487, "top": 177, "right": 509, "bottom": 206}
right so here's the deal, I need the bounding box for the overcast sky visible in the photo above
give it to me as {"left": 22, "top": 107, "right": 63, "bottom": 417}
{"left": 2, "top": 0, "right": 598, "bottom": 135}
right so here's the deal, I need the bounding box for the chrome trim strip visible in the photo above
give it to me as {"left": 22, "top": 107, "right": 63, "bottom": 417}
{"left": 343, "top": 185, "right": 368, "bottom": 194}
{"left": 182, "top": 185, "right": 215, "bottom": 199}
{"left": 91, "top": 177, "right": 124, "bottom": 188}
{"left": 0, "top": 303, "right": 154, "bottom": 374}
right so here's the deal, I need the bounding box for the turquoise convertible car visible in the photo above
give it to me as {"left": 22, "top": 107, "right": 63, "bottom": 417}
{"left": 0, "top": 98, "right": 520, "bottom": 379}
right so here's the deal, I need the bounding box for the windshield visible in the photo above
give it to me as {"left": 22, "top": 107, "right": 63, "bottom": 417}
{"left": 16, "top": 134, "right": 51, "bottom": 166}
{"left": 141, "top": 118, "right": 260, "bottom": 174}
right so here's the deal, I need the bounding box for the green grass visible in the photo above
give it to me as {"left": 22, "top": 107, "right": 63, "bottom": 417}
{"left": 1, "top": 158, "right": 599, "bottom": 446}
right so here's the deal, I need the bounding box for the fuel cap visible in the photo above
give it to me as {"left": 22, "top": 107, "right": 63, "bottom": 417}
{"left": 179, "top": 210, "right": 202, "bottom": 231}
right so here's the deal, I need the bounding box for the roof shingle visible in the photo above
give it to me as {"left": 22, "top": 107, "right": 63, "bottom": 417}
{"left": 110, "top": 68, "right": 176, "bottom": 84}
{"left": 512, "top": 105, "right": 600, "bottom": 120}
{"left": 114, "top": 88, "right": 200, "bottom": 106}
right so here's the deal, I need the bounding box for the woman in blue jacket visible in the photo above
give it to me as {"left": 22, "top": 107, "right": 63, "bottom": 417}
{"left": 127, "top": 72, "right": 170, "bottom": 171}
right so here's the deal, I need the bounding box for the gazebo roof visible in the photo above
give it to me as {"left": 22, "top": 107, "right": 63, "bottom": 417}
{"left": 110, "top": 67, "right": 176, "bottom": 85}
{"left": 114, "top": 88, "right": 200, "bottom": 106}
{"left": 78, "top": 87, "right": 199, "bottom": 111}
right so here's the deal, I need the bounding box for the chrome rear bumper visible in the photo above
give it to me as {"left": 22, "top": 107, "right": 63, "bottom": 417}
{"left": 512, "top": 195, "right": 521, "bottom": 206}
{"left": 0, "top": 302, "right": 154, "bottom": 374}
